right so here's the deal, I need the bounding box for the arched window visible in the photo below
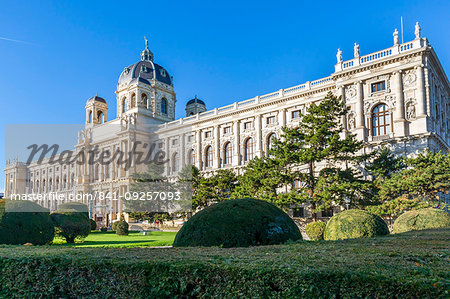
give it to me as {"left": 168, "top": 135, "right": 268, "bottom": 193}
{"left": 172, "top": 153, "right": 179, "bottom": 173}
{"left": 267, "top": 133, "right": 276, "bottom": 155}
{"left": 244, "top": 138, "right": 254, "bottom": 162}
{"left": 122, "top": 98, "right": 127, "bottom": 113}
{"left": 141, "top": 93, "right": 148, "bottom": 108}
{"left": 70, "top": 173, "right": 75, "bottom": 188}
{"left": 188, "top": 149, "right": 195, "bottom": 165}
{"left": 63, "top": 175, "right": 67, "bottom": 189}
{"left": 161, "top": 98, "right": 168, "bottom": 114}
{"left": 55, "top": 177, "right": 59, "bottom": 191}
{"left": 97, "top": 111, "right": 104, "bottom": 123}
{"left": 95, "top": 164, "right": 100, "bottom": 181}
{"left": 372, "top": 103, "right": 391, "bottom": 136}
{"left": 89, "top": 111, "right": 93, "bottom": 123}
{"left": 205, "top": 146, "right": 213, "bottom": 168}
{"left": 131, "top": 93, "right": 136, "bottom": 108}
{"left": 224, "top": 142, "right": 232, "bottom": 165}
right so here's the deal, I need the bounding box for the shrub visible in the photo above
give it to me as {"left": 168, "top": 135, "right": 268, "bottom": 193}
{"left": 89, "top": 219, "right": 97, "bottom": 231}
{"left": 100, "top": 227, "right": 107, "bottom": 232}
{"left": 324, "top": 209, "right": 389, "bottom": 240}
{"left": 50, "top": 209, "right": 91, "bottom": 243}
{"left": 113, "top": 215, "right": 129, "bottom": 235}
{"left": 173, "top": 198, "right": 302, "bottom": 247}
{"left": 305, "top": 221, "right": 326, "bottom": 240}
{"left": 0, "top": 229, "right": 447, "bottom": 298}
{"left": 0, "top": 199, "right": 54, "bottom": 245}
{"left": 392, "top": 208, "right": 450, "bottom": 234}
{"left": 57, "top": 202, "right": 89, "bottom": 218}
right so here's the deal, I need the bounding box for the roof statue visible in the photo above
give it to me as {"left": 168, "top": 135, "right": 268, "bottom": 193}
{"left": 336, "top": 48, "right": 343, "bottom": 63}
{"left": 415, "top": 22, "right": 421, "bottom": 39}
{"left": 393, "top": 29, "right": 399, "bottom": 45}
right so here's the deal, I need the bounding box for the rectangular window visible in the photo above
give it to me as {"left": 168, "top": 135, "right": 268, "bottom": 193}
{"left": 321, "top": 209, "right": 334, "bottom": 217}
{"left": 205, "top": 131, "right": 212, "bottom": 138}
{"left": 172, "top": 139, "right": 178, "bottom": 146}
{"left": 371, "top": 81, "right": 386, "bottom": 93}
{"left": 266, "top": 116, "right": 275, "bottom": 125}
{"left": 244, "top": 121, "right": 253, "bottom": 130}
{"left": 223, "top": 126, "right": 231, "bottom": 134}
{"left": 187, "top": 135, "right": 193, "bottom": 142}
{"left": 291, "top": 110, "right": 301, "bottom": 119}
{"left": 293, "top": 207, "right": 304, "bottom": 218}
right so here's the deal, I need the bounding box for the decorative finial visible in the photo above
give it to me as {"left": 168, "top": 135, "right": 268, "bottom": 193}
{"left": 353, "top": 43, "right": 360, "bottom": 58}
{"left": 393, "top": 29, "right": 399, "bottom": 45}
{"left": 415, "top": 22, "right": 421, "bottom": 39}
{"left": 140, "top": 36, "right": 154, "bottom": 61}
{"left": 336, "top": 48, "right": 343, "bottom": 63}
{"left": 144, "top": 36, "right": 149, "bottom": 49}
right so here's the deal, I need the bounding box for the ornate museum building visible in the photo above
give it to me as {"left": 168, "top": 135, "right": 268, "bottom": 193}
{"left": 4, "top": 23, "right": 449, "bottom": 220}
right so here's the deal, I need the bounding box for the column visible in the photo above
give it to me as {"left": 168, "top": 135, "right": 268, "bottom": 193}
{"left": 279, "top": 109, "right": 286, "bottom": 127}
{"left": 165, "top": 137, "right": 170, "bottom": 176}
{"left": 233, "top": 121, "right": 240, "bottom": 166}
{"left": 214, "top": 126, "right": 220, "bottom": 168}
{"left": 339, "top": 86, "right": 347, "bottom": 138}
{"left": 393, "top": 71, "right": 406, "bottom": 137}
{"left": 416, "top": 65, "right": 427, "bottom": 117}
{"left": 180, "top": 133, "right": 185, "bottom": 168}
{"left": 255, "top": 115, "right": 262, "bottom": 157}
{"left": 356, "top": 81, "right": 365, "bottom": 139}
{"left": 196, "top": 130, "right": 202, "bottom": 170}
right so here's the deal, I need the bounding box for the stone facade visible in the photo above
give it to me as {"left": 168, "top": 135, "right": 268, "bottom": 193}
{"left": 4, "top": 25, "right": 449, "bottom": 220}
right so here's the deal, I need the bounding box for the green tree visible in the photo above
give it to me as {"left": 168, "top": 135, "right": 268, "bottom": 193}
{"left": 270, "top": 92, "right": 369, "bottom": 220}
{"left": 379, "top": 150, "right": 450, "bottom": 202}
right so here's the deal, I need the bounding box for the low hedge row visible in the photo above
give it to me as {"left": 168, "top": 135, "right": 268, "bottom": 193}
{"left": 0, "top": 229, "right": 448, "bottom": 298}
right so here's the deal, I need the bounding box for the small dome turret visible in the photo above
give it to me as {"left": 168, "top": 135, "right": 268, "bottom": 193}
{"left": 186, "top": 96, "right": 206, "bottom": 116}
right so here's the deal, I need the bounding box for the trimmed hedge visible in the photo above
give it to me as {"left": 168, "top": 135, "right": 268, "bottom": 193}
{"left": 173, "top": 198, "right": 302, "bottom": 247}
{"left": 0, "top": 200, "right": 54, "bottom": 245}
{"left": 324, "top": 209, "right": 389, "bottom": 240}
{"left": 305, "top": 221, "right": 326, "bottom": 240}
{"left": 51, "top": 209, "right": 91, "bottom": 243}
{"left": 112, "top": 215, "right": 129, "bottom": 236}
{"left": 393, "top": 208, "right": 450, "bottom": 234}
{"left": 57, "top": 202, "right": 89, "bottom": 218}
{"left": 0, "top": 229, "right": 448, "bottom": 298}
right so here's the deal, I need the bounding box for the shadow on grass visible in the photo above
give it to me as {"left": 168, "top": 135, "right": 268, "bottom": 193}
{"left": 54, "top": 231, "right": 176, "bottom": 247}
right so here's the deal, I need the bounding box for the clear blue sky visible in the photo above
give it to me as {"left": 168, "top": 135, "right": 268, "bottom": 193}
{"left": 1, "top": 0, "right": 449, "bottom": 192}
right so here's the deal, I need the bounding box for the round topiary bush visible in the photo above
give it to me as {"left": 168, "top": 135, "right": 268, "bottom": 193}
{"left": 112, "top": 215, "right": 129, "bottom": 235}
{"left": 305, "top": 221, "right": 326, "bottom": 240}
{"left": 57, "top": 202, "right": 89, "bottom": 218}
{"left": 0, "top": 200, "right": 55, "bottom": 245}
{"left": 324, "top": 209, "right": 389, "bottom": 241}
{"left": 392, "top": 208, "right": 450, "bottom": 234}
{"left": 173, "top": 198, "right": 302, "bottom": 247}
{"left": 51, "top": 209, "right": 91, "bottom": 243}
{"left": 89, "top": 219, "right": 97, "bottom": 231}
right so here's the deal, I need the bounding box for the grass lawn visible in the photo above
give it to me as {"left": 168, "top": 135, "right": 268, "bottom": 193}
{"left": 53, "top": 230, "right": 176, "bottom": 247}
{"left": 0, "top": 229, "right": 448, "bottom": 297}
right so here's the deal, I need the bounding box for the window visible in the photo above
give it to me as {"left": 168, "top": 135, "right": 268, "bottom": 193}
{"left": 224, "top": 142, "right": 232, "bottom": 165}
{"left": 293, "top": 207, "right": 304, "bottom": 218}
{"left": 266, "top": 116, "right": 275, "bottom": 125}
{"left": 131, "top": 93, "right": 136, "bottom": 108}
{"left": 187, "top": 135, "right": 193, "bottom": 142}
{"left": 372, "top": 103, "right": 391, "bottom": 136}
{"left": 321, "top": 209, "right": 334, "bottom": 217}
{"left": 205, "top": 131, "right": 212, "bottom": 139}
{"left": 223, "top": 126, "right": 231, "bottom": 134}
{"left": 293, "top": 180, "right": 302, "bottom": 189}
{"left": 244, "top": 121, "right": 253, "bottom": 130}
{"left": 122, "top": 98, "right": 127, "bottom": 113}
{"left": 172, "top": 139, "right": 178, "bottom": 146}
{"left": 267, "top": 133, "right": 276, "bottom": 154}
{"left": 244, "top": 138, "right": 254, "bottom": 162}
{"left": 172, "top": 153, "right": 179, "bottom": 173}
{"left": 205, "top": 146, "right": 213, "bottom": 167}
{"left": 371, "top": 81, "right": 385, "bottom": 93}
{"left": 161, "top": 98, "right": 168, "bottom": 114}
{"left": 291, "top": 110, "right": 301, "bottom": 119}
{"left": 189, "top": 149, "right": 195, "bottom": 165}
{"left": 142, "top": 94, "right": 148, "bottom": 108}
